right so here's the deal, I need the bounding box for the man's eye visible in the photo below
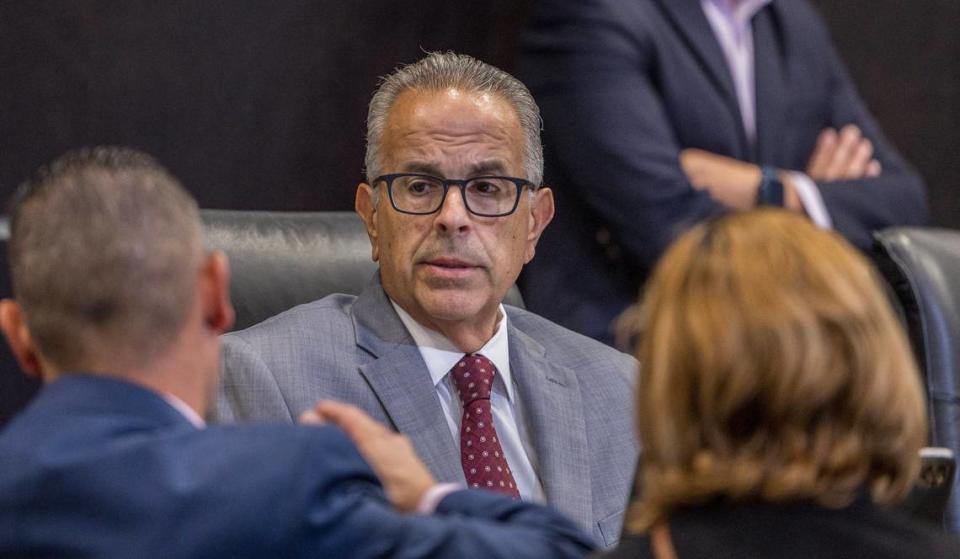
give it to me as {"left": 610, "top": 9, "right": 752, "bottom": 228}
{"left": 406, "top": 181, "right": 435, "bottom": 195}
{"left": 470, "top": 181, "right": 502, "bottom": 196}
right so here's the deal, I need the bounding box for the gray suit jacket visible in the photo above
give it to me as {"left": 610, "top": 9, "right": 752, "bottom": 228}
{"left": 215, "top": 274, "right": 639, "bottom": 547}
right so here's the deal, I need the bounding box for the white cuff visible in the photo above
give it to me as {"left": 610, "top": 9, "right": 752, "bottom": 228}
{"left": 786, "top": 171, "right": 833, "bottom": 229}
{"left": 416, "top": 483, "right": 462, "bottom": 514}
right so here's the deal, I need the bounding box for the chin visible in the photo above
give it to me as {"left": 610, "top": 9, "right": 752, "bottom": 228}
{"left": 418, "top": 288, "right": 491, "bottom": 323}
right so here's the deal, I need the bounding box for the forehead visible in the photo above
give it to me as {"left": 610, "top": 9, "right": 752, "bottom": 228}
{"left": 380, "top": 88, "right": 524, "bottom": 176}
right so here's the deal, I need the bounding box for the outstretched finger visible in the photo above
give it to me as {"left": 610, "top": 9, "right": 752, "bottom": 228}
{"left": 298, "top": 409, "right": 326, "bottom": 425}
{"left": 315, "top": 400, "right": 388, "bottom": 442}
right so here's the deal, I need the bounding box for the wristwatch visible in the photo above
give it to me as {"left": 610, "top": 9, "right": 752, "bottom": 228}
{"left": 756, "top": 165, "right": 784, "bottom": 207}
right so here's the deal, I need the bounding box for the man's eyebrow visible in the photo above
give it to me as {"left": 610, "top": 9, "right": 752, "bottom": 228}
{"left": 468, "top": 160, "right": 509, "bottom": 176}
{"left": 400, "top": 162, "right": 443, "bottom": 176}
{"left": 398, "top": 160, "right": 511, "bottom": 178}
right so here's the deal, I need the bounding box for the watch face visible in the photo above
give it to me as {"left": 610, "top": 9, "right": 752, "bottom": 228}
{"left": 758, "top": 168, "right": 785, "bottom": 207}
{"left": 766, "top": 181, "right": 785, "bottom": 207}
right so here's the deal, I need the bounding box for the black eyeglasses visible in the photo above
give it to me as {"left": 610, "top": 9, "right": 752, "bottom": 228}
{"left": 373, "top": 173, "right": 537, "bottom": 217}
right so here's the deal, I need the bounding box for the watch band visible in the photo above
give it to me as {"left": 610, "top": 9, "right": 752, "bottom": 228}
{"left": 757, "top": 165, "right": 784, "bottom": 207}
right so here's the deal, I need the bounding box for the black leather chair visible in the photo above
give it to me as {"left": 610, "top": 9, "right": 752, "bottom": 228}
{"left": 201, "top": 210, "right": 524, "bottom": 331}
{"left": 874, "top": 227, "right": 960, "bottom": 532}
{"left": 202, "top": 210, "right": 378, "bottom": 332}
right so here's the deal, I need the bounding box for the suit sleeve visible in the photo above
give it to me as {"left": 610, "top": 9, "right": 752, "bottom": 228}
{"left": 521, "top": 0, "right": 726, "bottom": 273}
{"left": 290, "top": 428, "right": 597, "bottom": 559}
{"left": 806, "top": 7, "right": 929, "bottom": 249}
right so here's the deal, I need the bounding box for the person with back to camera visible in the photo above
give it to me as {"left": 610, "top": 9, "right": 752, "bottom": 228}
{"left": 598, "top": 210, "right": 960, "bottom": 558}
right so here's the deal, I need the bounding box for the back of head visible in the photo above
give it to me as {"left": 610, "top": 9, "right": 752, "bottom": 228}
{"left": 7, "top": 147, "right": 202, "bottom": 372}
{"left": 626, "top": 210, "right": 927, "bottom": 531}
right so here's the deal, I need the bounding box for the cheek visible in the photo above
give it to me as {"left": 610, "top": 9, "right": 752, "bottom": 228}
{"left": 490, "top": 225, "right": 529, "bottom": 280}
{"left": 383, "top": 222, "right": 426, "bottom": 269}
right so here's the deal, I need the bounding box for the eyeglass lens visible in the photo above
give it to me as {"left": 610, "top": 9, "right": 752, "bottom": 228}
{"left": 390, "top": 175, "right": 519, "bottom": 216}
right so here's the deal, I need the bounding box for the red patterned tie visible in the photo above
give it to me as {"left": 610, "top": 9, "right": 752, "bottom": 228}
{"left": 450, "top": 354, "right": 520, "bottom": 498}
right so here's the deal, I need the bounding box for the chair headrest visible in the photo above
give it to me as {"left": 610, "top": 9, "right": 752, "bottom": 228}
{"left": 202, "top": 210, "right": 524, "bottom": 331}
{"left": 202, "top": 210, "right": 377, "bottom": 331}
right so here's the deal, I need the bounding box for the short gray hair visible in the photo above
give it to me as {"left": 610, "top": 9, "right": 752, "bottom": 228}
{"left": 7, "top": 147, "right": 203, "bottom": 369}
{"left": 365, "top": 51, "right": 544, "bottom": 187}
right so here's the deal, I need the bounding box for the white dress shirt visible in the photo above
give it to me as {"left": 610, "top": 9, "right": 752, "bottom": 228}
{"left": 391, "top": 301, "right": 547, "bottom": 503}
{"left": 701, "top": 0, "right": 833, "bottom": 228}
{"left": 162, "top": 393, "right": 206, "bottom": 428}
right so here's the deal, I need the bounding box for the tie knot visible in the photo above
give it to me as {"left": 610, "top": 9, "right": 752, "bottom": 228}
{"left": 450, "top": 354, "right": 495, "bottom": 404}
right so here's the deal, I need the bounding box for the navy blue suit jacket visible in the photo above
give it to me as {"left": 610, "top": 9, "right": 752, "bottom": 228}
{"left": 521, "top": 0, "right": 929, "bottom": 344}
{"left": 0, "top": 375, "right": 595, "bottom": 558}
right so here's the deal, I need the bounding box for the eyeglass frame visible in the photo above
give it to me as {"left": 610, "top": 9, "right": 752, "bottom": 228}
{"left": 371, "top": 173, "right": 539, "bottom": 217}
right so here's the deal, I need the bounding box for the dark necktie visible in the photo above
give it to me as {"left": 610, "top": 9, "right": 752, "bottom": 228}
{"left": 449, "top": 353, "right": 520, "bottom": 498}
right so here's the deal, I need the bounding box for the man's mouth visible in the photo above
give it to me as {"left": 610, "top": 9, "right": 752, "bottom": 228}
{"left": 425, "top": 257, "right": 477, "bottom": 269}
{"left": 420, "top": 257, "right": 482, "bottom": 279}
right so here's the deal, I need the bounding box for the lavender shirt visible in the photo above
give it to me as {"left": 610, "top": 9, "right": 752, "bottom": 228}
{"left": 701, "top": 0, "right": 832, "bottom": 227}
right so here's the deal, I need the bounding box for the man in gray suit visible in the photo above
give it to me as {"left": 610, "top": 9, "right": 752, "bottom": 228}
{"left": 216, "top": 51, "right": 638, "bottom": 548}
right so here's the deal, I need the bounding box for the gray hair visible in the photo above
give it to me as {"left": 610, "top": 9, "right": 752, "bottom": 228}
{"left": 365, "top": 51, "right": 544, "bottom": 187}
{"left": 7, "top": 147, "right": 203, "bottom": 369}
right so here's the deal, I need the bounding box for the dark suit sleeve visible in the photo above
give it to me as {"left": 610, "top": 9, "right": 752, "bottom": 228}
{"left": 291, "top": 428, "right": 597, "bottom": 559}
{"left": 804, "top": 5, "right": 929, "bottom": 249}
{"left": 522, "top": 0, "right": 725, "bottom": 273}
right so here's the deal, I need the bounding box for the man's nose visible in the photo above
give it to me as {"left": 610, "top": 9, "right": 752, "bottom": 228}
{"left": 434, "top": 185, "right": 472, "bottom": 233}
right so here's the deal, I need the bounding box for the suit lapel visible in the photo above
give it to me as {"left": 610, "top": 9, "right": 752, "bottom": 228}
{"left": 656, "top": 0, "right": 749, "bottom": 153}
{"left": 752, "top": 3, "right": 787, "bottom": 165}
{"left": 352, "top": 275, "right": 465, "bottom": 484}
{"left": 508, "top": 322, "right": 592, "bottom": 529}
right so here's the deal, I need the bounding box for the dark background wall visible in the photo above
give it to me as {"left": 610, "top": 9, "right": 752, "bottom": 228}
{"left": 812, "top": 0, "right": 960, "bottom": 228}
{"left": 0, "top": 1, "right": 531, "bottom": 212}
{"left": 1, "top": 0, "right": 957, "bottom": 422}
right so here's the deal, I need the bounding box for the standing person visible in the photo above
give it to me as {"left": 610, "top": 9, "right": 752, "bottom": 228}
{"left": 0, "top": 147, "right": 596, "bottom": 558}
{"left": 600, "top": 210, "right": 960, "bottom": 558}
{"left": 521, "top": 0, "right": 928, "bottom": 345}
{"left": 216, "top": 51, "right": 638, "bottom": 547}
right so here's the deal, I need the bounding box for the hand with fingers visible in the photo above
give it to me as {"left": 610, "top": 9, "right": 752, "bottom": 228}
{"left": 806, "top": 124, "right": 882, "bottom": 181}
{"left": 304, "top": 401, "right": 438, "bottom": 513}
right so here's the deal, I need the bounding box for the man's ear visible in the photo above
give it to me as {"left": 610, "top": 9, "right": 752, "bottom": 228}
{"left": 200, "top": 251, "right": 235, "bottom": 334}
{"left": 524, "top": 187, "right": 555, "bottom": 263}
{"left": 0, "top": 299, "right": 44, "bottom": 379}
{"left": 355, "top": 183, "right": 381, "bottom": 262}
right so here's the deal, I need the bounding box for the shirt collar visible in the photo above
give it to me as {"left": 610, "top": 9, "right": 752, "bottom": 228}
{"left": 391, "top": 300, "right": 514, "bottom": 402}
{"left": 161, "top": 393, "right": 206, "bottom": 428}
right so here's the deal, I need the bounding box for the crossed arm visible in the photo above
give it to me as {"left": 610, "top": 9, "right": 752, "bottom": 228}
{"left": 680, "top": 124, "right": 881, "bottom": 212}
{"left": 522, "top": 0, "right": 927, "bottom": 269}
